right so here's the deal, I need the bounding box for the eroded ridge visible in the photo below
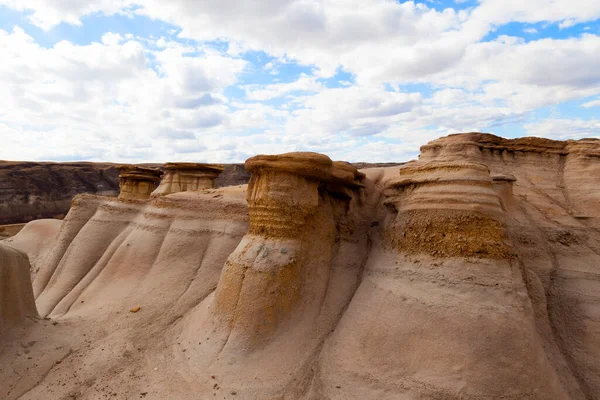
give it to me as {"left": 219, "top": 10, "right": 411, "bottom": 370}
{"left": 0, "top": 244, "right": 38, "bottom": 332}
{"left": 116, "top": 165, "right": 162, "bottom": 200}
{"left": 151, "top": 162, "right": 224, "bottom": 197}
{"left": 384, "top": 159, "right": 511, "bottom": 258}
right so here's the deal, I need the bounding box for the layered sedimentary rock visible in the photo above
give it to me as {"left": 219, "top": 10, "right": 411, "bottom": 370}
{"left": 0, "top": 161, "right": 119, "bottom": 225}
{"left": 211, "top": 153, "right": 365, "bottom": 341}
{"left": 116, "top": 165, "right": 162, "bottom": 200}
{"left": 383, "top": 159, "right": 508, "bottom": 258}
{"left": 0, "top": 244, "right": 37, "bottom": 332}
{"left": 169, "top": 152, "right": 376, "bottom": 398}
{"left": 314, "top": 134, "right": 599, "bottom": 399}
{"left": 33, "top": 190, "right": 249, "bottom": 319}
{"left": 151, "top": 163, "right": 224, "bottom": 197}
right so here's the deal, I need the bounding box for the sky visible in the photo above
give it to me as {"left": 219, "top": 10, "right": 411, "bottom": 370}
{"left": 0, "top": 0, "right": 599, "bottom": 163}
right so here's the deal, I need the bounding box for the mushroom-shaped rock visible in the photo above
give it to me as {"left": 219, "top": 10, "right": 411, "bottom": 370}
{"left": 243, "top": 152, "right": 365, "bottom": 237}
{"left": 384, "top": 160, "right": 509, "bottom": 258}
{"left": 1, "top": 244, "right": 38, "bottom": 331}
{"left": 116, "top": 165, "right": 162, "bottom": 200}
{"left": 208, "top": 152, "right": 366, "bottom": 348}
{"left": 151, "top": 162, "right": 224, "bottom": 197}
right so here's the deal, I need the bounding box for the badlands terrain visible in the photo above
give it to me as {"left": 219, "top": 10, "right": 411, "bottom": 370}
{"left": 1, "top": 132, "right": 600, "bottom": 399}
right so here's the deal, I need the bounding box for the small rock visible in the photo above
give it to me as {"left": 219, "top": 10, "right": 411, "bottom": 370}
{"left": 130, "top": 306, "right": 141, "bottom": 313}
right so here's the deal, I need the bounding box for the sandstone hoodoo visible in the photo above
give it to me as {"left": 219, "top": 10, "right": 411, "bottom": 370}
{"left": 116, "top": 165, "right": 162, "bottom": 200}
{"left": 210, "top": 152, "right": 366, "bottom": 342}
{"left": 151, "top": 162, "right": 224, "bottom": 197}
{"left": 383, "top": 160, "right": 509, "bottom": 258}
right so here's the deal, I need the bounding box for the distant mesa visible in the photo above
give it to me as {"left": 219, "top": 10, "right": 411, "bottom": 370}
{"left": 151, "top": 162, "right": 224, "bottom": 197}
{"left": 116, "top": 165, "right": 162, "bottom": 200}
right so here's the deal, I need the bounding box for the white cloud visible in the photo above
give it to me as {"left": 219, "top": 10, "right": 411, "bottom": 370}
{"left": 0, "top": 27, "right": 254, "bottom": 162}
{"left": 524, "top": 118, "right": 600, "bottom": 140}
{"left": 582, "top": 98, "right": 600, "bottom": 108}
{"left": 244, "top": 74, "right": 325, "bottom": 101}
{"left": 0, "top": 0, "right": 135, "bottom": 30}
{"left": 1, "top": 0, "right": 600, "bottom": 163}
{"left": 559, "top": 19, "right": 577, "bottom": 29}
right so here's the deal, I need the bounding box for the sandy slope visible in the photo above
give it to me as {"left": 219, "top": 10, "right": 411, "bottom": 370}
{"left": 1, "top": 133, "right": 599, "bottom": 399}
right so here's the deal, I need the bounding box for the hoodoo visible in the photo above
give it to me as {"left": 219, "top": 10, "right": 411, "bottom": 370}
{"left": 116, "top": 165, "right": 162, "bottom": 200}
{"left": 171, "top": 152, "right": 375, "bottom": 398}
{"left": 384, "top": 160, "right": 509, "bottom": 258}
{"left": 151, "top": 162, "right": 224, "bottom": 197}
{"left": 210, "top": 153, "right": 366, "bottom": 336}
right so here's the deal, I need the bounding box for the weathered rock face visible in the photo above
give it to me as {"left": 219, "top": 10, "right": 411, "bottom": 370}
{"left": 116, "top": 165, "right": 162, "bottom": 200}
{"left": 316, "top": 133, "right": 599, "bottom": 400}
{"left": 151, "top": 163, "right": 224, "bottom": 197}
{"left": 0, "top": 161, "right": 120, "bottom": 225}
{"left": 0, "top": 244, "right": 37, "bottom": 332}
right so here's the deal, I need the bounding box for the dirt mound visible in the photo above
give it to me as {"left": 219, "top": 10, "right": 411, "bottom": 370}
{"left": 1, "top": 133, "right": 599, "bottom": 399}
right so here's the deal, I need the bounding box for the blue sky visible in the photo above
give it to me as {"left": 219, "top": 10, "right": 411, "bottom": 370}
{"left": 0, "top": 0, "right": 599, "bottom": 163}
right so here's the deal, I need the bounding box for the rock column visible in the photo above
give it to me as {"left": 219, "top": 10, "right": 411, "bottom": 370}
{"left": 210, "top": 152, "right": 364, "bottom": 346}
{"left": 384, "top": 159, "right": 509, "bottom": 258}
{"left": 116, "top": 166, "right": 162, "bottom": 200}
{"left": 151, "top": 162, "right": 224, "bottom": 197}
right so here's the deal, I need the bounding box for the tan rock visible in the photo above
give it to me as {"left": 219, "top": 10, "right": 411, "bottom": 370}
{"left": 151, "top": 162, "right": 224, "bottom": 197}
{"left": 0, "top": 244, "right": 38, "bottom": 332}
{"left": 116, "top": 165, "right": 162, "bottom": 200}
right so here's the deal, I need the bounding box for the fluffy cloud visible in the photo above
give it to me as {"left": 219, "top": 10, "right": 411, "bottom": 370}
{"left": 524, "top": 118, "right": 600, "bottom": 140}
{"left": 0, "top": 0, "right": 134, "bottom": 30}
{"left": 0, "top": 0, "right": 600, "bottom": 163}
{"left": 0, "top": 27, "right": 253, "bottom": 162}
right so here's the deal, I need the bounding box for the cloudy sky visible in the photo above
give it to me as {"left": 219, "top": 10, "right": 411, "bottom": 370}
{"left": 1, "top": 0, "right": 599, "bottom": 163}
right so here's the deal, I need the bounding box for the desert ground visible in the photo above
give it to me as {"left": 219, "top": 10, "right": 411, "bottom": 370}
{"left": 1, "top": 132, "right": 600, "bottom": 399}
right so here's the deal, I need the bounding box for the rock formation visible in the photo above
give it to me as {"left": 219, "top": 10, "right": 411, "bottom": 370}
{"left": 2, "top": 219, "right": 63, "bottom": 279}
{"left": 207, "top": 153, "right": 366, "bottom": 345}
{"left": 151, "top": 162, "right": 224, "bottom": 197}
{"left": 0, "top": 161, "right": 120, "bottom": 225}
{"left": 0, "top": 244, "right": 37, "bottom": 332}
{"left": 1, "top": 133, "right": 599, "bottom": 400}
{"left": 0, "top": 161, "right": 402, "bottom": 225}
{"left": 116, "top": 165, "right": 162, "bottom": 200}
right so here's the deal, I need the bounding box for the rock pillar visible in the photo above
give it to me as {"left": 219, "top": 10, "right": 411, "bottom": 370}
{"left": 116, "top": 166, "right": 162, "bottom": 200}
{"left": 151, "top": 163, "right": 224, "bottom": 197}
